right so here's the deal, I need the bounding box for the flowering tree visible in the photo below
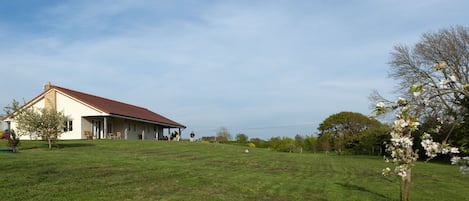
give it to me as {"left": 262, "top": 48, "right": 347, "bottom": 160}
{"left": 374, "top": 26, "right": 469, "bottom": 201}
{"left": 7, "top": 103, "right": 69, "bottom": 150}
{"left": 376, "top": 97, "right": 462, "bottom": 201}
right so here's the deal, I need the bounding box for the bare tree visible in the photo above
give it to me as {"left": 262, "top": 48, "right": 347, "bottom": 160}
{"left": 376, "top": 26, "right": 469, "bottom": 145}
{"left": 216, "top": 127, "right": 232, "bottom": 142}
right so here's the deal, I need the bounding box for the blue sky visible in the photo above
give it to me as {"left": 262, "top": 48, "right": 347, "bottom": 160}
{"left": 1, "top": 0, "right": 469, "bottom": 139}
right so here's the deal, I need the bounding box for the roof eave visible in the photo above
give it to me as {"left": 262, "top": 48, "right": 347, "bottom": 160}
{"left": 109, "top": 114, "right": 186, "bottom": 128}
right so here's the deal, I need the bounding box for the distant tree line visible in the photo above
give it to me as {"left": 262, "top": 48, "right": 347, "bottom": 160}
{"left": 201, "top": 113, "right": 391, "bottom": 155}
{"left": 199, "top": 109, "right": 467, "bottom": 156}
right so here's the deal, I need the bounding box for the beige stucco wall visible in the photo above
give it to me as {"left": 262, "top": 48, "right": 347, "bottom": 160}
{"left": 55, "top": 91, "right": 102, "bottom": 139}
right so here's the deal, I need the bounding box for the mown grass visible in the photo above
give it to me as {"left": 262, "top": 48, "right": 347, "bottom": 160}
{"left": 0, "top": 140, "right": 467, "bottom": 201}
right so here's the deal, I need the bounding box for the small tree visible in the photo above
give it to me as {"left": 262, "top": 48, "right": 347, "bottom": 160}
{"left": 14, "top": 106, "right": 68, "bottom": 149}
{"left": 4, "top": 100, "right": 22, "bottom": 152}
{"left": 7, "top": 130, "right": 20, "bottom": 153}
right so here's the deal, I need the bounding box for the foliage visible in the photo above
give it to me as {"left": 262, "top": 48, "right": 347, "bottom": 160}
{"left": 354, "top": 126, "right": 390, "bottom": 155}
{"left": 14, "top": 106, "right": 68, "bottom": 149}
{"left": 268, "top": 136, "right": 298, "bottom": 153}
{"left": 249, "top": 138, "right": 268, "bottom": 148}
{"left": 235, "top": 133, "right": 249, "bottom": 143}
{"left": 7, "top": 130, "right": 20, "bottom": 152}
{"left": 318, "top": 111, "right": 387, "bottom": 154}
{"left": 3, "top": 100, "right": 22, "bottom": 152}
{"left": 302, "top": 135, "right": 318, "bottom": 152}
{"left": 3, "top": 99, "right": 21, "bottom": 115}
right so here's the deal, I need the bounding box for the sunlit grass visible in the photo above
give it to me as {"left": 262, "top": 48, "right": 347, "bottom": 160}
{"left": 0, "top": 140, "right": 467, "bottom": 201}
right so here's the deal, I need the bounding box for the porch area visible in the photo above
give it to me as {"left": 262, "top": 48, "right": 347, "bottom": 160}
{"left": 81, "top": 116, "right": 184, "bottom": 140}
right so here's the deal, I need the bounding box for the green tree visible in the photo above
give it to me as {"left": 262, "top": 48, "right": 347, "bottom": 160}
{"left": 268, "top": 136, "right": 296, "bottom": 153}
{"left": 303, "top": 135, "right": 318, "bottom": 152}
{"left": 14, "top": 107, "right": 69, "bottom": 149}
{"left": 318, "top": 111, "right": 383, "bottom": 154}
{"left": 294, "top": 134, "right": 305, "bottom": 153}
{"left": 354, "top": 126, "right": 390, "bottom": 155}
{"left": 235, "top": 133, "right": 248, "bottom": 143}
{"left": 317, "top": 133, "right": 332, "bottom": 152}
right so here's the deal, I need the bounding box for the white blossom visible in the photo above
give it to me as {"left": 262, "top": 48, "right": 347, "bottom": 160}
{"left": 396, "top": 97, "right": 407, "bottom": 106}
{"left": 397, "top": 171, "right": 407, "bottom": 178}
{"left": 420, "top": 133, "right": 441, "bottom": 159}
{"left": 460, "top": 166, "right": 469, "bottom": 174}
{"left": 451, "top": 156, "right": 461, "bottom": 165}
{"left": 439, "top": 79, "right": 450, "bottom": 88}
{"left": 423, "top": 98, "right": 430, "bottom": 106}
{"left": 450, "top": 75, "right": 457, "bottom": 82}
{"left": 394, "top": 119, "right": 409, "bottom": 128}
{"left": 376, "top": 102, "right": 385, "bottom": 108}
{"left": 450, "top": 147, "right": 459, "bottom": 154}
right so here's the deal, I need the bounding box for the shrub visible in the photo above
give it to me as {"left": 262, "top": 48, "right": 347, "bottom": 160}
{"left": 8, "top": 130, "right": 20, "bottom": 152}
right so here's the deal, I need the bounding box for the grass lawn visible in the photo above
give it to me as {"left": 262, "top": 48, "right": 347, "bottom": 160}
{"left": 0, "top": 140, "right": 467, "bottom": 201}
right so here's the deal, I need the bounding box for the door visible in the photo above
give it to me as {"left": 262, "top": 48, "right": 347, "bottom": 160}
{"left": 92, "top": 120, "right": 103, "bottom": 139}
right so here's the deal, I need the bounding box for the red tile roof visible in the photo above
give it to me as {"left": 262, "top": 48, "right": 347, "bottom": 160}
{"left": 51, "top": 85, "right": 185, "bottom": 128}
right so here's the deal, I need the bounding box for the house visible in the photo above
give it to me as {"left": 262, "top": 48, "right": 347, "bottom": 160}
{"left": 0, "top": 116, "right": 8, "bottom": 132}
{"left": 2, "top": 82, "right": 186, "bottom": 140}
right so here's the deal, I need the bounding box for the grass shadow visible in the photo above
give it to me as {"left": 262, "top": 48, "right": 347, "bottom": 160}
{"left": 0, "top": 148, "right": 15, "bottom": 153}
{"left": 17, "top": 140, "right": 97, "bottom": 150}
{"left": 56, "top": 142, "right": 96, "bottom": 148}
{"left": 335, "top": 182, "right": 390, "bottom": 199}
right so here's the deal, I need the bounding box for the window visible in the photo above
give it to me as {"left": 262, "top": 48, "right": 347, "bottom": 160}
{"left": 63, "top": 120, "right": 73, "bottom": 132}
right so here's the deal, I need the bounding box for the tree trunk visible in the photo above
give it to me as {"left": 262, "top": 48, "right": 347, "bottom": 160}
{"left": 404, "top": 168, "right": 411, "bottom": 201}
{"left": 400, "top": 177, "right": 404, "bottom": 201}
{"left": 48, "top": 137, "right": 52, "bottom": 149}
{"left": 400, "top": 168, "right": 412, "bottom": 201}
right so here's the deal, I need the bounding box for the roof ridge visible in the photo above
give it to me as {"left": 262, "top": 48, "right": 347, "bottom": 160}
{"left": 51, "top": 85, "right": 150, "bottom": 111}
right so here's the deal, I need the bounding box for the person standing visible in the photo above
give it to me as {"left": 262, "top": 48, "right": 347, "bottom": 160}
{"left": 190, "top": 131, "right": 195, "bottom": 142}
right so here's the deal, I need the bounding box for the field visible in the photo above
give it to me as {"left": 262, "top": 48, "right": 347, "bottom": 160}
{"left": 0, "top": 140, "right": 467, "bottom": 201}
